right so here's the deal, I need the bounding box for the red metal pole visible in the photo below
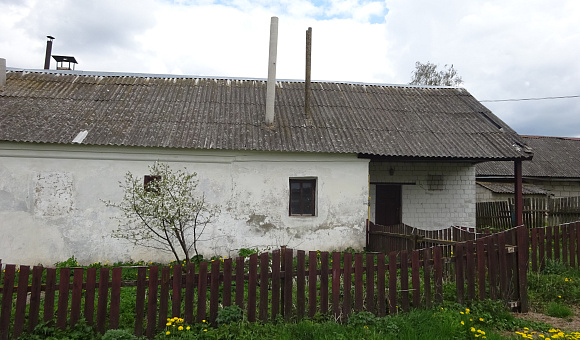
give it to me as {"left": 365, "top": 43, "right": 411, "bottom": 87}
{"left": 514, "top": 160, "right": 524, "bottom": 226}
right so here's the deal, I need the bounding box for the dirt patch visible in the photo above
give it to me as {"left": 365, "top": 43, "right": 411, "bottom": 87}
{"left": 512, "top": 306, "right": 580, "bottom": 332}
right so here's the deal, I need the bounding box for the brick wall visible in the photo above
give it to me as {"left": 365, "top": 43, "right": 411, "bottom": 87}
{"left": 370, "top": 161, "right": 475, "bottom": 230}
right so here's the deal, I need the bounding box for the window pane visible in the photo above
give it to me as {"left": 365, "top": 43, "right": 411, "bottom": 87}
{"left": 302, "top": 184, "right": 313, "bottom": 214}
{"left": 289, "top": 179, "right": 315, "bottom": 216}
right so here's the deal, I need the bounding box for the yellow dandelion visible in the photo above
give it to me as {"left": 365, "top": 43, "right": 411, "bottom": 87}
{"left": 186, "top": 326, "right": 191, "bottom": 330}
{"left": 204, "top": 329, "right": 207, "bottom": 332}
{"left": 178, "top": 326, "right": 183, "bottom": 331}
{"left": 166, "top": 331, "right": 170, "bottom": 335}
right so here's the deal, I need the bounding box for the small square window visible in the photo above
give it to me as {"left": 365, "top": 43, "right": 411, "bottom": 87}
{"left": 144, "top": 175, "right": 161, "bottom": 193}
{"left": 289, "top": 179, "right": 316, "bottom": 216}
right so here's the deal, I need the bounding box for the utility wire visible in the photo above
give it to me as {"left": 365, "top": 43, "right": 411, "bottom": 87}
{"left": 480, "top": 95, "right": 580, "bottom": 102}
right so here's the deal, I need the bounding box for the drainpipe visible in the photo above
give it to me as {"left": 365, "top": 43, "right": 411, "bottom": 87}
{"left": 265, "top": 17, "right": 278, "bottom": 125}
{"left": 44, "top": 36, "right": 55, "bottom": 70}
{"left": 0, "top": 58, "right": 5, "bottom": 87}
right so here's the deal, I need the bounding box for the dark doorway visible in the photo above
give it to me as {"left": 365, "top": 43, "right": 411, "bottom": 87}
{"left": 375, "top": 184, "right": 402, "bottom": 226}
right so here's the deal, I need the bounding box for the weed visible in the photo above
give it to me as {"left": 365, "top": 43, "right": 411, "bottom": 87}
{"left": 545, "top": 302, "right": 573, "bottom": 319}
{"left": 216, "top": 305, "right": 244, "bottom": 325}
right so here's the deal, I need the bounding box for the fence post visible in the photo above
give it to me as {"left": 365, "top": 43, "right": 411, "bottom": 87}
{"left": 516, "top": 226, "right": 529, "bottom": 312}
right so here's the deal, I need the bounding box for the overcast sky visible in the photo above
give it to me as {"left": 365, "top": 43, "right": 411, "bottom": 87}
{"left": 2, "top": 0, "right": 579, "bottom": 137}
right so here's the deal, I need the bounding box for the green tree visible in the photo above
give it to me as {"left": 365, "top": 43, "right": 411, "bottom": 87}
{"left": 104, "top": 162, "right": 219, "bottom": 264}
{"left": 409, "top": 61, "right": 463, "bottom": 86}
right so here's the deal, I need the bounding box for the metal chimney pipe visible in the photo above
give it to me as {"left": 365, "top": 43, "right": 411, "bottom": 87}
{"left": 265, "top": 17, "right": 278, "bottom": 125}
{"left": 305, "top": 27, "right": 312, "bottom": 119}
{"left": 0, "top": 58, "right": 6, "bottom": 87}
{"left": 44, "top": 36, "right": 55, "bottom": 70}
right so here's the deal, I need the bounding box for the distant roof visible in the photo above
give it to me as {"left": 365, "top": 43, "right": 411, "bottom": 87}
{"left": 51, "top": 55, "right": 78, "bottom": 64}
{"left": 476, "top": 181, "right": 548, "bottom": 195}
{"left": 477, "top": 135, "right": 580, "bottom": 178}
{"left": 0, "top": 69, "right": 532, "bottom": 160}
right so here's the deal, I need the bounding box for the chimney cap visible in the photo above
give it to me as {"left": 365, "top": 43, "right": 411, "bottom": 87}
{"left": 52, "top": 55, "right": 77, "bottom": 63}
{"left": 47, "top": 35, "right": 55, "bottom": 40}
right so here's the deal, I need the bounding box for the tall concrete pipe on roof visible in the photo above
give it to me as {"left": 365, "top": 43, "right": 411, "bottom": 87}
{"left": 44, "top": 36, "right": 55, "bottom": 70}
{"left": 265, "top": 17, "right": 278, "bottom": 125}
{"left": 0, "top": 58, "right": 6, "bottom": 87}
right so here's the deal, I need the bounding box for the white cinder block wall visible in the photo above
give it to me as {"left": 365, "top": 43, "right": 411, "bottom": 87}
{"left": 370, "top": 161, "right": 476, "bottom": 230}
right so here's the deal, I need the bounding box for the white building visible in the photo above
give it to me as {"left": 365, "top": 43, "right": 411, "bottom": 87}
{"left": 0, "top": 65, "right": 532, "bottom": 265}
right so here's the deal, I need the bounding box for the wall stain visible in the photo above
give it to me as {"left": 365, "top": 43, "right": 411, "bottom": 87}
{"left": 246, "top": 213, "right": 276, "bottom": 234}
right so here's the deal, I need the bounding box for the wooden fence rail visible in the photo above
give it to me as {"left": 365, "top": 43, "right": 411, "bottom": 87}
{"left": 1, "top": 226, "right": 530, "bottom": 339}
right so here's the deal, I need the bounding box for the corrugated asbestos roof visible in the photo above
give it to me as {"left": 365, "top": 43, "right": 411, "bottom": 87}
{"left": 477, "top": 136, "right": 580, "bottom": 178}
{"left": 476, "top": 181, "right": 548, "bottom": 195}
{"left": 0, "top": 69, "right": 532, "bottom": 160}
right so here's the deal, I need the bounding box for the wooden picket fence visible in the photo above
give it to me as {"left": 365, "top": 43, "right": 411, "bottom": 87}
{"left": 366, "top": 221, "right": 480, "bottom": 255}
{"left": 529, "top": 221, "right": 580, "bottom": 272}
{"left": 1, "top": 226, "right": 530, "bottom": 339}
{"left": 477, "top": 196, "right": 580, "bottom": 229}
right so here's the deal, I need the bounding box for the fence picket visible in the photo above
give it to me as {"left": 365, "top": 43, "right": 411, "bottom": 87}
{"left": 423, "top": 248, "right": 432, "bottom": 308}
{"left": 159, "top": 267, "right": 170, "bottom": 330}
{"left": 247, "top": 254, "right": 257, "bottom": 322}
{"left": 342, "top": 253, "right": 352, "bottom": 318}
{"left": 172, "top": 265, "right": 182, "bottom": 318}
{"left": 210, "top": 260, "right": 220, "bottom": 325}
{"left": 184, "top": 263, "right": 195, "bottom": 324}
{"left": 146, "top": 266, "right": 158, "bottom": 338}
{"left": 236, "top": 256, "right": 245, "bottom": 310}
{"left": 569, "top": 224, "right": 576, "bottom": 267}
{"left": 466, "top": 242, "right": 475, "bottom": 301}
{"left": 400, "top": 251, "right": 409, "bottom": 312}
{"left": 332, "top": 252, "right": 341, "bottom": 318}
{"left": 196, "top": 262, "right": 208, "bottom": 324}
{"left": 366, "top": 253, "right": 375, "bottom": 314}
{"left": 85, "top": 267, "right": 97, "bottom": 325}
{"left": 260, "top": 253, "right": 270, "bottom": 322}
{"left": 134, "top": 267, "right": 146, "bottom": 337}
{"left": 222, "top": 259, "right": 232, "bottom": 309}
{"left": 411, "top": 250, "right": 420, "bottom": 309}
{"left": 71, "top": 268, "right": 84, "bottom": 328}
{"left": 296, "top": 251, "right": 306, "bottom": 320}
{"left": 319, "top": 252, "right": 328, "bottom": 315}
{"left": 13, "top": 265, "right": 30, "bottom": 338}
{"left": 377, "top": 253, "right": 386, "bottom": 316}
{"left": 388, "top": 252, "right": 397, "bottom": 314}
{"left": 28, "top": 266, "right": 43, "bottom": 332}
{"left": 110, "top": 267, "right": 122, "bottom": 330}
{"left": 476, "top": 238, "right": 486, "bottom": 300}
{"left": 0, "top": 264, "right": 15, "bottom": 340}
{"left": 97, "top": 268, "right": 110, "bottom": 334}
{"left": 307, "top": 251, "right": 316, "bottom": 318}
{"left": 455, "top": 244, "right": 464, "bottom": 304}
{"left": 57, "top": 268, "right": 71, "bottom": 330}
{"left": 354, "top": 253, "right": 363, "bottom": 312}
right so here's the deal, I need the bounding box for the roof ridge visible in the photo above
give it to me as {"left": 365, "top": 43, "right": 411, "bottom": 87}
{"left": 5, "top": 67, "right": 461, "bottom": 89}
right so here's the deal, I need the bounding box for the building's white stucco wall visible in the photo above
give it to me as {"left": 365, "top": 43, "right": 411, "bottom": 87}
{"left": 369, "top": 161, "right": 476, "bottom": 230}
{"left": 0, "top": 143, "right": 369, "bottom": 265}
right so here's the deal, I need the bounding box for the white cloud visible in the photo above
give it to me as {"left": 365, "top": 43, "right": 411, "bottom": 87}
{"left": 1, "top": 0, "right": 579, "bottom": 137}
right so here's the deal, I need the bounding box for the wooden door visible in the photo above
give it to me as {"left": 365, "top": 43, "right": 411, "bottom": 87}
{"left": 375, "top": 184, "right": 402, "bottom": 226}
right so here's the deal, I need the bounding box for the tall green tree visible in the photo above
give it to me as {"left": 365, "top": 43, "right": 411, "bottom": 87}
{"left": 104, "top": 162, "right": 219, "bottom": 264}
{"left": 409, "top": 61, "right": 463, "bottom": 86}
